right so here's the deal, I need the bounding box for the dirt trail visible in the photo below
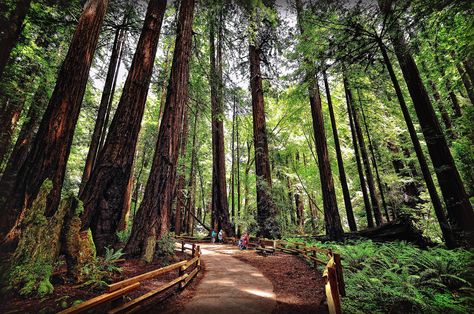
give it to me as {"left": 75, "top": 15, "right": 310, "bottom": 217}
{"left": 181, "top": 244, "right": 276, "bottom": 314}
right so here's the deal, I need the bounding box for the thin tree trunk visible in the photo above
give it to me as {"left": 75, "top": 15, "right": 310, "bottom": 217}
{"left": 323, "top": 70, "right": 357, "bottom": 231}
{"left": 378, "top": 37, "right": 458, "bottom": 247}
{"left": 0, "top": 0, "right": 32, "bottom": 78}
{"left": 185, "top": 110, "right": 198, "bottom": 235}
{"left": 209, "top": 10, "right": 233, "bottom": 236}
{"left": 231, "top": 94, "right": 236, "bottom": 231}
{"left": 174, "top": 107, "right": 190, "bottom": 236}
{"left": 296, "top": 0, "right": 343, "bottom": 240}
{"left": 81, "top": 0, "right": 166, "bottom": 254}
{"left": 379, "top": 6, "right": 474, "bottom": 246}
{"left": 358, "top": 90, "right": 390, "bottom": 222}
{"left": 0, "top": 0, "right": 109, "bottom": 244}
{"left": 236, "top": 108, "right": 242, "bottom": 236}
{"left": 79, "top": 23, "right": 126, "bottom": 193}
{"left": 344, "top": 74, "right": 374, "bottom": 229}
{"left": 125, "top": 0, "right": 194, "bottom": 260}
{"left": 349, "top": 82, "right": 383, "bottom": 226}
{"left": 0, "top": 82, "right": 48, "bottom": 188}
{"left": 456, "top": 62, "right": 474, "bottom": 105}
{"left": 295, "top": 193, "right": 304, "bottom": 234}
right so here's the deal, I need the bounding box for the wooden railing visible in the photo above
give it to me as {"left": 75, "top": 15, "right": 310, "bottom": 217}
{"left": 59, "top": 242, "right": 201, "bottom": 314}
{"left": 257, "top": 239, "right": 345, "bottom": 314}
{"left": 175, "top": 236, "right": 345, "bottom": 314}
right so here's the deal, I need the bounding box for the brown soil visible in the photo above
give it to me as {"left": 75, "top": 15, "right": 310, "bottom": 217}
{"left": 233, "top": 249, "right": 328, "bottom": 314}
{"left": 0, "top": 252, "right": 196, "bottom": 314}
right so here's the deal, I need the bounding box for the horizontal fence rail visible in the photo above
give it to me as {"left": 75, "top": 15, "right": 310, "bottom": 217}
{"left": 59, "top": 241, "right": 202, "bottom": 314}
{"left": 176, "top": 235, "right": 344, "bottom": 314}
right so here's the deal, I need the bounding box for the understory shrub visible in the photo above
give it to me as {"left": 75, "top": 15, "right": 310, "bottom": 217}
{"left": 286, "top": 238, "right": 474, "bottom": 313}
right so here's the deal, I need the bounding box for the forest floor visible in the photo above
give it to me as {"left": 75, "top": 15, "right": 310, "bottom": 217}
{"left": 0, "top": 243, "right": 327, "bottom": 313}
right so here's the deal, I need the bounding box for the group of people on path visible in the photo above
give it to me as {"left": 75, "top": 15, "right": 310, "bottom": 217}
{"left": 210, "top": 228, "right": 250, "bottom": 250}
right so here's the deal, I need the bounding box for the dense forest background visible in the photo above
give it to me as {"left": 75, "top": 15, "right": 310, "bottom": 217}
{"left": 0, "top": 0, "right": 473, "bottom": 312}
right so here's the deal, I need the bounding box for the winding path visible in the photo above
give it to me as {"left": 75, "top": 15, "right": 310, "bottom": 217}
{"left": 182, "top": 244, "right": 276, "bottom": 314}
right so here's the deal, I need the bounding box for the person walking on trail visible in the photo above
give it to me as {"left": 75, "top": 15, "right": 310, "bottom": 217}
{"left": 218, "top": 229, "right": 224, "bottom": 243}
{"left": 211, "top": 229, "right": 217, "bottom": 243}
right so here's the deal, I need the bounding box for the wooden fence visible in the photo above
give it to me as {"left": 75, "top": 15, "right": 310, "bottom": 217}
{"left": 256, "top": 239, "right": 345, "bottom": 314}
{"left": 175, "top": 235, "right": 345, "bottom": 314}
{"left": 59, "top": 242, "right": 201, "bottom": 314}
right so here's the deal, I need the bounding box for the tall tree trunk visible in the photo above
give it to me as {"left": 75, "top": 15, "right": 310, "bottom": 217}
{"left": 209, "top": 10, "right": 233, "bottom": 236}
{"left": 236, "top": 107, "right": 242, "bottom": 236}
{"left": 231, "top": 94, "right": 236, "bottom": 231}
{"left": 125, "top": 0, "right": 194, "bottom": 260}
{"left": 296, "top": 0, "right": 343, "bottom": 240}
{"left": 378, "top": 37, "right": 458, "bottom": 247}
{"left": 174, "top": 107, "right": 190, "bottom": 236}
{"left": 185, "top": 110, "right": 198, "bottom": 235}
{"left": 0, "top": 82, "right": 48, "bottom": 192}
{"left": 79, "top": 23, "right": 126, "bottom": 194}
{"left": 323, "top": 70, "right": 357, "bottom": 232}
{"left": 0, "top": 0, "right": 32, "bottom": 78}
{"left": 344, "top": 75, "right": 374, "bottom": 228}
{"left": 0, "top": 0, "right": 109, "bottom": 244}
{"left": 249, "top": 44, "right": 280, "bottom": 239}
{"left": 358, "top": 90, "right": 390, "bottom": 222}
{"left": 0, "top": 97, "right": 25, "bottom": 164}
{"left": 456, "top": 62, "right": 474, "bottom": 105}
{"left": 379, "top": 3, "right": 474, "bottom": 246}
{"left": 295, "top": 193, "right": 304, "bottom": 234}
{"left": 81, "top": 0, "right": 166, "bottom": 254}
{"left": 349, "top": 81, "right": 383, "bottom": 226}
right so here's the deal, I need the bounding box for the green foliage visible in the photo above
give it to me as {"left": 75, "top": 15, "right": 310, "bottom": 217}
{"left": 76, "top": 247, "right": 124, "bottom": 289}
{"left": 287, "top": 238, "right": 474, "bottom": 313}
{"left": 156, "top": 233, "right": 176, "bottom": 257}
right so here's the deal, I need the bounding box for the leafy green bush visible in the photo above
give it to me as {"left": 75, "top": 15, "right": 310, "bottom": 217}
{"left": 286, "top": 238, "right": 474, "bottom": 313}
{"left": 156, "top": 233, "right": 176, "bottom": 257}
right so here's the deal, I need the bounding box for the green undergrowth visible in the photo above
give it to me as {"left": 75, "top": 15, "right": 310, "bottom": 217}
{"left": 285, "top": 238, "right": 474, "bottom": 314}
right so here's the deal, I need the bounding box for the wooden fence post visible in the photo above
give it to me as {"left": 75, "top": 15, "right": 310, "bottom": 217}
{"left": 181, "top": 241, "right": 185, "bottom": 253}
{"left": 192, "top": 243, "right": 196, "bottom": 257}
{"left": 327, "top": 265, "right": 342, "bottom": 314}
{"left": 333, "top": 253, "right": 346, "bottom": 297}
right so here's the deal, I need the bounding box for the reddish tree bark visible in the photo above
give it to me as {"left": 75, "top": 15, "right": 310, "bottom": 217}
{"left": 209, "top": 10, "right": 233, "bottom": 236}
{"left": 295, "top": 193, "right": 304, "bottom": 233}
{"left": 79, "top": 22, "right": 126, "bottom": 193}
{"left": 0, "top": 0, "right": 32, "bottom": 78}
{"left": 249, "top": 44, "right": 280, "bottom": 239}
{"left": 296, "top": 0, "right": 343, "bottom": 240}
{"left": 0, "top": 0, "right": 109, "bottom": 243}
{"left": 80, "top": 0, "right": 167, "bottom": 254}
{"left": 349, "top": 83, "right": 384, "bottom": 226}
{"left": 323, "top": 70, "right": 357, "bottom": 232}
{"left": 379, "top": 1, "right": 473, "bottom": 246}
{"left": 379, "top": 39, "right": 456, "bottom": 247}
{"left": 185, "top": 110, "right": 199, "bottom": 235}
{"left": 174, "top": 108, "right": 190, "bottom": 236}
{"left": 125, "top": 0, "right": 195, "bottom": 259}
{"left": 344, "top": 75, "right": 374, "bottom": 229}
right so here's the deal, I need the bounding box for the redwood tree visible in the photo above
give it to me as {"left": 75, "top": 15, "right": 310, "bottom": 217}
{"left": 0, "top": 0, "right": 32, "bottom": 78}
{"left": 379, "top": 0, "right": 474, "bottom": 246}
{"left": 296, "top": 0, "right": 343, "bottom": 240}
{"left": 0, "top": 0, "right": 109, "bottom": 243}
{"left": 79, "top": 19, "right": 127, "bottom": 193}
{"left": 344, "top": 75, "right": 374, "bottom": 228}
{"left": 377, "top": 36, "right": 459, "bottom": 247}
{"left": 209, "top": 6, "right": 233, "bottom": 236}
{"left": 249, "top": 43, "right": 280, "bottom": 239}
{"left": 126, "top": 0, "right": 195, "bottom": 260}
{"left": 323, "top": 71, "right": 357, "bottom": 232}
{"left": 80, "top": 0, "right": 167, "bottom": 254}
